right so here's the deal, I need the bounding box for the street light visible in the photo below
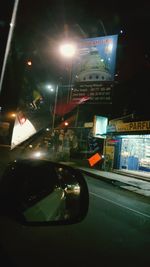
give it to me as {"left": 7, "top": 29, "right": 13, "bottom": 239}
{"left": 0, "top": 0, "right": 20, "bottom": 94}
{"left": 47, "top": 84, "right": 54, "bottom": 92}
{"left": 59, "top": 42, "right": 76, "bottom": 103}
{"left": 59, "top": 43, "right": 77, "bottom": 58}
{"left": 27, "top": 60, "right": 32, "bottom": 66}
{"left": 50, "top": 43, "right": 77, "bottom": 131}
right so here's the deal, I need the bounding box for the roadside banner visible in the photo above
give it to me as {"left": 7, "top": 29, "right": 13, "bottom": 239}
{"left": 71, "top": 35, "right": 118, "bottom": 104}
{"left": 73, "top": 34, "right": 118, "bottom": 83}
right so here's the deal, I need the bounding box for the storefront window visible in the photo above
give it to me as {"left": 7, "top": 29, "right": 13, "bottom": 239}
{"left": 119, "top": 135, "right": 150, "bottom": 172}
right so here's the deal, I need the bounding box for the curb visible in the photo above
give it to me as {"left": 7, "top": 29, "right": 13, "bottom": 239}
{"left": 59, "top": 161, "right": 150, "bottom": 197}
{"left": 77, "top": 167, "right": 131, "bottom": 187}
{"left": 112, "top": 170, "right": 150, "bottom": 182}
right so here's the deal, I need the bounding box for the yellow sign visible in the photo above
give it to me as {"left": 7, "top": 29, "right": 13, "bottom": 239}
{"left": 105, "top": 146, "right": 114, "bottom": 160}
{"left": 84, "top": 122, "right": 93, "bottom": 128}
{"left": 116, "top": 121, "right": 150, "bottom": 132}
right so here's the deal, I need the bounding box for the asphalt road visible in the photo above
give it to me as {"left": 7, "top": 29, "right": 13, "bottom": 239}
{"left": 0, "top": 173, "right": 150, "bottom": 267}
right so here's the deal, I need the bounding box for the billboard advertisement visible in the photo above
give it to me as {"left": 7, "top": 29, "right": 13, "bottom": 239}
{"left": 71, "top": 35, "right": 118, "bottom": 104}
{"left": 71, "top": 82, "right": 113, "bottom": 104}
{"left": 73, "top": 35, "right": 118, "bottom": 83}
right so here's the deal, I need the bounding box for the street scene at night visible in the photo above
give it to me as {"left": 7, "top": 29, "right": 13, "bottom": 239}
{"left": 0, "top": 0, "right": 150, "bottom": 266}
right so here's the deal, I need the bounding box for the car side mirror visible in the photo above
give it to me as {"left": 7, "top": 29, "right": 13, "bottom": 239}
{"left": 0, "top": 159, "right": 89, "bottom": 226}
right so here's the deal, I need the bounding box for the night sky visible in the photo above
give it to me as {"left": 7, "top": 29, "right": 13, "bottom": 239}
{"left": 0, "top": 0, "right": 150, "bottom": 119}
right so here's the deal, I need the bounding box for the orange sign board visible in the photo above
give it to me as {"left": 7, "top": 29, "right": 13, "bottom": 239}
{"left": 88, "top": 153, "right": 102, "bottom": 167}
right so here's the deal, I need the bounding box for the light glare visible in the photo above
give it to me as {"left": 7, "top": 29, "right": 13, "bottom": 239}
{"left": 59, "top": 43, "right": 76, "bottom": 58}
{"left": 34, "top": 151, "right": 42, "bottom": 158}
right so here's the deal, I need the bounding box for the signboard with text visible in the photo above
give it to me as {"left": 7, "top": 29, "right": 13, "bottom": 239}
{"left": 73, "top": 35, "right": 118, "bottom": 83}
{"left": 71, "top": 81, "right": 113, "bottom": 104}
{"left": 71, "top": 35, "right": 118, "bottom": 104}
{"left": 107, "top": 121, "right": 150, "bottom": 133}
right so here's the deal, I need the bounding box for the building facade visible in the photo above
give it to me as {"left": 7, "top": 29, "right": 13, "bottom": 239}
{"left": 105, "top": 120, "right": 150, "bottom": 173}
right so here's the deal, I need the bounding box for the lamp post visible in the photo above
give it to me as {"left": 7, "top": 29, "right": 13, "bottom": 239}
{"left": 46, "top": 83, "right": 59, "bottom": 131}
{"left": 59, "top": 43, "right": 76, "bottom": 59}
{"left": 52, "top": 84, "right": 58, "bottom": 131}
{"left": 50, "top": 42, "right": 76, "bottom": 131}
{"left": 0, "top": 0, "right": 20, "bottom": 94}
{"left": 59, "top": 42, "right": 76, "bottom": 103}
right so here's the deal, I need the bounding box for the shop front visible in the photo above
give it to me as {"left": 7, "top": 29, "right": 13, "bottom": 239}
{"left": 105, "top": 120, "right": 150, "bottom": 173}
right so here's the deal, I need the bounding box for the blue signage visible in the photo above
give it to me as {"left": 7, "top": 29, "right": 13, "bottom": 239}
{"left": 73, "top": 35, "right": 118, "bottom": 83}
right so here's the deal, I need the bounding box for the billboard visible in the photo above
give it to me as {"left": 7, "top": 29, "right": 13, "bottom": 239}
{"left": 71, "top": 81, "right": 113, "bottom": 104}
{"left": 71, "top": 35, "right": 118, "bottom": 104}
{"left": 73, "top": 35, "right": 118, "bottom": 83}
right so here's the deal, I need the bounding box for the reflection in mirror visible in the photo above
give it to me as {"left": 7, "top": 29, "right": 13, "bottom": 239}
{"left": 22, "top": 165, "right": 82, "bottom": 222}
{"left": 0, "top": 160, "right": 88, "bottom": 225}
{"left": 23, "top": 187, "right": 67, "bottom": 222}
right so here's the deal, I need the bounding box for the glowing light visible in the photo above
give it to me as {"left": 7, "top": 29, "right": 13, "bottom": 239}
{"left": 105, "top": 43, "right": 113, "bottom": 54}
{"left": 27, "top": 60, "right": 32, "bottom": 66}
{"left": 11, "top": 113, "right": 16, "bottom": 118}
{"left": 108, "top": 43, "right": 113, "bottom": 52}
{"left": 34, "top": 151, "right": 42, "bottom": 158}
{"left": 59, "top": 43, "right": 76, "bottom": 58}
{"left": 47, "top": 85, "right": 54, "bottom": 92}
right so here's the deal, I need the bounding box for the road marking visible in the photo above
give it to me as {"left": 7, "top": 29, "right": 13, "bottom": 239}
{"left": 90, "top": 192, "right": 150, "bottom": 219}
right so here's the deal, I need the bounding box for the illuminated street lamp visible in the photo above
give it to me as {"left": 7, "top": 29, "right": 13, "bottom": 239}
{"left": 11, "top": 113, "right": 16, "bottom": 118}
{"left": 59, "top": 42, "right": 76, "bottom": 103}
{"left": 47, "top": 84, "right": 54, "bottom": 92}
{"left": 51, "top": 42, "right": 77, "bottom": 131}
{"left": 59, "top": 43, "right": 76, "bottom": 58}
{"left": 64, "top": 121, "right": 69, "bottom": 126}
{"left": 27, "top": 60, "right": 32, "bottom": 66}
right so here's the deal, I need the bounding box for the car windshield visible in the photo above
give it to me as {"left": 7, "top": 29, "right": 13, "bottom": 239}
{"left": 0, "top": 2, "right": 150, "bottom": 201}
{"left": 1, "top": 1, "right": 150, "bottom": 266}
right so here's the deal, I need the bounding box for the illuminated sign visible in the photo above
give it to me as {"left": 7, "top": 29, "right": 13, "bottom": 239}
{"left": 73, "top": 35, "right": 118, "bottom": 83}
{"left": 71, "top": 35, "right": 118, "bottom": 104}
{"left": 71, "top": 82, "right": 113, "bottom": 104}
{"left": 107, "top": 121, "right": 150, "bottom": 133}
{"left": 93, "top": 116, "right": 108, "bottom": 138}
{"left": 128, "top": 121, "right": 150, "bottom": 131}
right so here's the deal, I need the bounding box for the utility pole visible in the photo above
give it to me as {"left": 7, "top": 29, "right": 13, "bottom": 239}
{"left": 52, "top": 85, "right": 59, "bottom": 131}
{"left": 0, "top": 0, "right": 20, "bottom": 95}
